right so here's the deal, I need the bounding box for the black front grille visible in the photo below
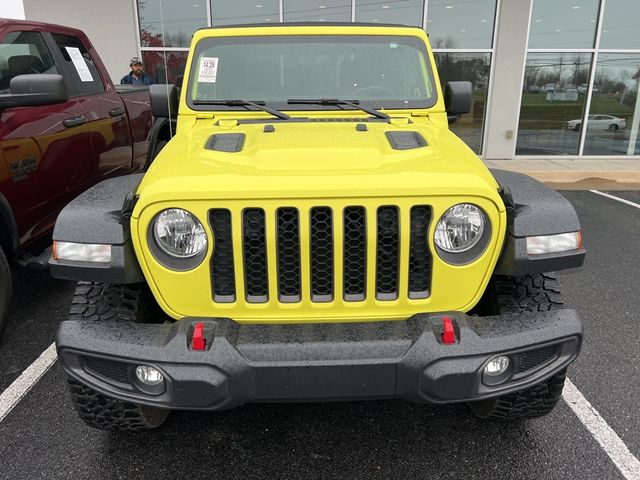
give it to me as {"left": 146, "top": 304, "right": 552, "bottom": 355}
{"left": 209, "top": 209, "right": 236, "bottom": 302}
{"left": 209, "top": 204, "right": 432, "bottom": 305}
{"left": 408, "top": 206, "right": 432, "bottom": 299}
{"left": 375, "top": 206, "right": 400, "bottom": 300}
{"left": 243, "top": 208, "right": 269, "bottom": 302}
{"left": 343, "top": 207, "right": 367, "bottom": 301}
{"left": 276, "top": 208, "right": 301, "bottom": 302}
{"left": 84, "top": 356, "right": 130, "bottom": 384}
{"left": 514, "top": 345, "right": 558, "bottom": 374}
{"left": 310, "top": 207, "right": 334, "bottom": 302}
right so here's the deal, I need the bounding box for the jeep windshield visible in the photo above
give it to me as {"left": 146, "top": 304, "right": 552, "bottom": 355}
{"left": 187, "top": 34, "right": 437, "bottom": 112}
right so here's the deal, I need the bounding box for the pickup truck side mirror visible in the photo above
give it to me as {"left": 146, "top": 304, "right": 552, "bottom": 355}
{"left": 0, "top": 74, "right": 68, "bottom": 109}
{"left": 444, "top": 81, "right": 472, "bottom": 125}
{"left": 150, "top": 84, "right": 178, "bottom": 119}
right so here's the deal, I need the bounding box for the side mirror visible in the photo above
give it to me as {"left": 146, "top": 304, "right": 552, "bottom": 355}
{"left": 444, "top": 81, "right": 472, "bottom": 125}
{"left": 150, "top": 84, "right": 178, "bottom": 118}
{"left": 0, "top": 74, "right": 68, "bottom": 109}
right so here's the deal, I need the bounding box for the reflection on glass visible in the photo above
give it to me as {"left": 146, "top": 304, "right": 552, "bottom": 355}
{"left": 583, "top": 54, "right": 640, "bottom": 155}
{"left": 516, "top": 53, "right": 592, "bottom": 155}
{"left": 427, "top": 0, "right": 496, "bottom": 49}
{"left": 355, "top": 0, "right": 423, "bottom": 27}
{"left": 211, "top": 0, "right": 279, "bottom": 26}
{"left": 284, "top": 0, "right": 351, "bottom": 22}
{"left": 435, "top": 53, "right": 490, "bottom": 154}
{"left": 138, "top": 0, "right": 207, "bottom": 48}
{"left": 142, "top": 51, "right": 189, "bottom": 85}
{"left": 600, "top": 0, "right": 640, "bottom": 50}
{"left": 528, "top": 0, "right": 598, "bottom": 49}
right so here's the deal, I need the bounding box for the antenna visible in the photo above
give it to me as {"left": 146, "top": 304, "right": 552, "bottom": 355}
{"left": 159, "top": 0, "right": 174, "bottom": 138}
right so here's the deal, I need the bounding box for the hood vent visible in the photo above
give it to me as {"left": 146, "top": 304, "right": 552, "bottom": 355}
{"left": 385, "top": 131, "right": 427, "bottom": 150}
{"left": 205, "top": 133, "right": 246, "bottom": 153}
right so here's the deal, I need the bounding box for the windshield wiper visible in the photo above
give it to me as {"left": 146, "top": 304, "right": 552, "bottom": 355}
{"left": 287, "top": 98, "right": 390, "bottom": 121}
{"left": 192, "top": 99, "right": 291, "bottom": 120}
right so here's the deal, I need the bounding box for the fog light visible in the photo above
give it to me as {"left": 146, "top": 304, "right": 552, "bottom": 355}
{"left": 484, "top": 356, "right": 510, "bottom": 376}
{"left": 135, "top": 365, "right": 164, "bottom": 385}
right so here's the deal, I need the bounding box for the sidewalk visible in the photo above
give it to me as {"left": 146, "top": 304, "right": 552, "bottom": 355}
{"left": 483, "top": 158, "right": 640, "bottom": 190}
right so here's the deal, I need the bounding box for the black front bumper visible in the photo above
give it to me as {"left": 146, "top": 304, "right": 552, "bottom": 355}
{"left": 56, "top": 310, "right": 582, "bottom": 410}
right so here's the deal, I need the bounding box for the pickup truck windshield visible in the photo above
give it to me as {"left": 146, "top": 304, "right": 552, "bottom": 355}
{"left": 187, "top": 35, "right": 437, "bottom": 112}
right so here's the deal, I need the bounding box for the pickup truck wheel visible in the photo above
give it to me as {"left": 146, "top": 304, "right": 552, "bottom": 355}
{"left": 66, "top": 282, "right": 169, "bottom": 431}
{"left": 0, "top": 247, "right": 11, "bottom": 338}
{"left": 467, "top": 273, "right": 566, "bottom": 420}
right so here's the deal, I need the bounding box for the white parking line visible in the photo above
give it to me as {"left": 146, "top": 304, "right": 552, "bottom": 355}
{"left": 563, "top": 378, "right": 640, "bottom": 480}
{"left": 590, "top": 190, "right": 640, "bottom": 210}
{"left": 0, "top": 342, "right": 57, "bottom": 423}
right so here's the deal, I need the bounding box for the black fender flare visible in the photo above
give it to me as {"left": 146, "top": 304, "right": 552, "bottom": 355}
{"left": 49, "top": 174, "right": 145, "bottom": 283}
{"left": 490, "top": 169, "right": 586, "bottom": 275}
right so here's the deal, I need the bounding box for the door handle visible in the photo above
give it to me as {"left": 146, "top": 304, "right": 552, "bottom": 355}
{"left": 63, "top": 115, "right": 87, "bottom": 128}
{"left": 109, "top": 107, "right": 125, "bottom": 117}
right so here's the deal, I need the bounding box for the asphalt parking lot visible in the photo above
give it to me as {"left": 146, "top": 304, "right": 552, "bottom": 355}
{"left": 0, "top": 190, "right": 638, "bottom": 480}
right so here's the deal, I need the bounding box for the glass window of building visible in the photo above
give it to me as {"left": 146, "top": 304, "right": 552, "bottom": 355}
{"left": 435, "top": 53, "right": 490, "bottom": 154}
{"left": 599, "top": 0, "right": 640, "bottom": 50}
{"left": 427, "top": 0, "right": 497, "bottom": 49}
{"left": 583, "top": 54, "right": 640, "bottom": 155}
{"left": 142, "top": 51, "right": 189, "bottom": 85}
{"left": 138, "top": 0, "right": 207, "bottom": 48}
{"left": 516, "top": 53, "right": 592, "bottom": 155}
{"left": 527, "top": 0, "right": 599, "bottom": 49}
{"left": 211, "top": 0, "right": 280, "bottom": 26}
{"left": 355, "top": 0, "right": 423, "bottom": 27}
{"left": 284, "top": 0, "right": 352, "bottom": 22}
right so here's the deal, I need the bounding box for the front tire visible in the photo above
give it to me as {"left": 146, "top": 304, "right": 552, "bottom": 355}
{"left": 0, "top": 247, "right": 11, "bottom": 338}
{"left": 66, "top": 282, "right": 169, "bottom": 431}
{"left": 467, "top": 273, "right": 567, "bottom": 420}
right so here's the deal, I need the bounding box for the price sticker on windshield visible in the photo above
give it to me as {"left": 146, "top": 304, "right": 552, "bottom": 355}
{"left": 198, "top": 57, "right": 219, "bottom": 83}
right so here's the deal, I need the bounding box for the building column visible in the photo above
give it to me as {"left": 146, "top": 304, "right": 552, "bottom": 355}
{"left": 4, "top": 0, "right": 25, "bottom": 19}
{"left": 483, "top": 0, "right": 532, "bottom": 160}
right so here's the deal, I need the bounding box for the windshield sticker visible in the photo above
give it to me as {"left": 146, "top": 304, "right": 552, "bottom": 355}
{"left": 198, "top": 57, "right": 219, "bottom": 83}
{"left": 65, "top": 47, "right": 93, "bottom": 82}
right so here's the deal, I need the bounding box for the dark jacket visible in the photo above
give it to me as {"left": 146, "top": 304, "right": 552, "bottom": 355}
{"left": 120, "top": 72, "right": 153, "bottom": 86}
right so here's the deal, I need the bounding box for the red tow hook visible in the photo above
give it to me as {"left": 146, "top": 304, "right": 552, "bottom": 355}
{"left": 192, "top": 322, "right": 206, "bottom": 351}
{"left": 441, "top": 317, "right": 456, "bottom": 345}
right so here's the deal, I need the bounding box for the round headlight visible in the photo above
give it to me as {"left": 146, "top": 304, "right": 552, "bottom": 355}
{"left": 153, "top": 209, "right": 208, "bottom": 258}
{"left": 434, "top": 204, "right": 486, "bottom": 253}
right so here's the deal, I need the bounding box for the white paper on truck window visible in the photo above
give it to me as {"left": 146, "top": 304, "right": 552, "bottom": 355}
{"left": 65, "top": 46, "right": 93, "bottom": 82}
{"left": 198, "top": 57, "right": 219, "bottom": 83}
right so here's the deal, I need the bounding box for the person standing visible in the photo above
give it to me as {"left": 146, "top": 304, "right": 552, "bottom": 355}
{"left": 120, "top": 56, "right": 153, "bottom": 86}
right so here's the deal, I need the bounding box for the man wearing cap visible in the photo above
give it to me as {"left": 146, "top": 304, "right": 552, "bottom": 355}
{"left": 121, "top": 56, "right": 153, "bottom": 86}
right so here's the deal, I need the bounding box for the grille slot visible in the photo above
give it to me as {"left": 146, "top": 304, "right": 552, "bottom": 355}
{"left": 514, "top": 345, "right": 558, "bottom": 374}
{"left": 209, "top": 209, "right": 236, "bottom": 302}
{"left": 85, "top": 356, "right": 130, "bottom": 384}
{"left": 408, "top": 206, "right": 432, "bottom": 299}
{"left": 310, "top": 207, "right": 334, "bottom": 302}
{"left": 276, "top": 208, "right": 301, "bottom": 302}
{"left": 376, "top": 206, "right": 400, "bottom": 300}
{"left": 343, "top": 207, "right": 367, "bottom": 301}
{"left": 242, "top": 208, "right": 269, "bottom": 303}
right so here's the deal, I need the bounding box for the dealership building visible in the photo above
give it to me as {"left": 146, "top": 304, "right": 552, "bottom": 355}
{"left": 5, "top": 0, "right": 640, "bottom": 162}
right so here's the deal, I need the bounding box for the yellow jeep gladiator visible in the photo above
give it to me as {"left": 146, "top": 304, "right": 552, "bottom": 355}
{"left": 50, "top": 24, "right": 585, "bottom": 431}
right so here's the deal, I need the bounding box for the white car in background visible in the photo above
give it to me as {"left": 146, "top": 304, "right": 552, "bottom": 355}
{"left": 566, "top": 114, "right": 626, "bottom": 131}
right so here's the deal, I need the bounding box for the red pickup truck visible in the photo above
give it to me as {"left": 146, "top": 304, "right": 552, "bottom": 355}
{"left": 0, "top": 19, "right": 171, "bottom": 336}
